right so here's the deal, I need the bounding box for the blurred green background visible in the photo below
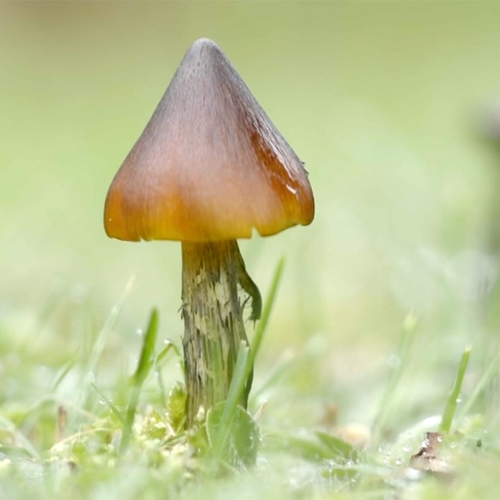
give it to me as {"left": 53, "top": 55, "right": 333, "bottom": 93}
{"left": 1, "top": 2, "right": 500, "bottom": 434}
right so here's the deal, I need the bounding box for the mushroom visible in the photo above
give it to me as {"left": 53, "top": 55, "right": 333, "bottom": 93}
{"left": 104, "top": 38, "right": 314, "bottom": 427}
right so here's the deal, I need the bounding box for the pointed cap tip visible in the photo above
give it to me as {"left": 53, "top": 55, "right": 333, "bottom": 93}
{"left": 190, "top": 37, "right": 218, "bottom": 48}
{"left": 185, "top": 38, "right": 222, "bottom": 59}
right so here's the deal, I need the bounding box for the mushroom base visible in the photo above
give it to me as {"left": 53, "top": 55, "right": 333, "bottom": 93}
{"left": 181, "top": 240, "right": 257, "bottom": 427}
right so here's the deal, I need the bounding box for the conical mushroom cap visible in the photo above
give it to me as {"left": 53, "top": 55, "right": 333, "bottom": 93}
{"left": 104, "top": 38, "right": 314, "bottom": 242}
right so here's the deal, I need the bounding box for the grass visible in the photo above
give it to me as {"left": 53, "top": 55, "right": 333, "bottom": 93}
{"left": 0, "top": 260, "right": 498, "bottom": 500}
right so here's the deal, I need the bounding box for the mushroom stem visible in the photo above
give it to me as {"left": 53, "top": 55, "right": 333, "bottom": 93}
{"left": 181, "top": 240, "right": 259, "bottom": 426}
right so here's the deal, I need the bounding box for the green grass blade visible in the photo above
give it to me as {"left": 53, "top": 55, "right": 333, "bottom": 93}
{"left": 90, "top": 383, "right": 125, "bottom": 425}
{"left": 211, "top": 343, "right": 251, "bottom": 458}
{"left": 265, "top": 431, "right": 332, "bottom": 461}
{"left": 155, "top": 340, "right": 181, "bottom": 367}
{"left": 250, "top": 350, "right": 294, "bottom": 401}
{"left": 133, "top": 309, "right": 159, "bottom": 385}
{"left": 457, "top": 349, "right": 500, "bottom": 424}
{"left": 212, "top": 258, "right": 285, "bottom": 458}
{"left": 88, "top": 276, "right": 135, "bottom": 377}
{"left": 79, "top": 276, "right": 135, "bottom": 408}
{"left": 439, "top": 345, "right": 472, "bottom": 433}
{"left": 0, "top": 415, "right": 40, "bottom": 459}
{"left": 316, "top": 430, "right": 361, "bottom": 461}
{"left": 120, "top": 308, "right": 159, "bottom": 454}
{"left": 372, "top": 312, "right": 418, "bottom": 442}
{"left": 247, "top": 257, "right": 285, "bottom": 372}
{"left": 51, "top": 359, "right": 77, "bottom": 391}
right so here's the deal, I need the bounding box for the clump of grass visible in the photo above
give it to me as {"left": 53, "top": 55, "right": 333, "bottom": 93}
{"left": 0, "top": 268, "right": 499, "bottom": 500}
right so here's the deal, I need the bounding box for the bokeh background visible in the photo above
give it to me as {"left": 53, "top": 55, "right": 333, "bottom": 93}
{"left": 2, "top": 2, "right": 500, "bottom": 435}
